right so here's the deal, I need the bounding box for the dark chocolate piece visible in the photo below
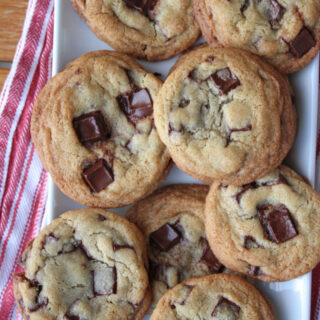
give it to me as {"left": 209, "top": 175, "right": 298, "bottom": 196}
{"left": 75, "top": 240, "right": 93, "bottom": 259}
{"left": 257, "top": 203, "right": 298, "bottom": 243}
{"left": 45, "top": 233, "right": 59, "bottom": 244}
{"left": 73, "top": 111, "right": 110, "bottom": 145}
{"left": 149, "top": 223, "right": 181, "bottom": 251}
{"left": 241, "top": 0, "right": 250, "bottom": 13}
{"left": 83, "top": 159, "right": 114, "bottom": 193}
{"left": 248, "top": 264, "right": 263, "bottom": 276}
{"left": 113, "top": 243, "right": 135, "bottom": 251}
{"left": 199, "top": 239, "right": 223, "bottom": 273}
{"left": 259, "top": 174, "right": 288, "bottom": 187}
{"left": 210, "top": 68, "right": 240, "bottom": 95}
{"left": 168, "top": 122, "right": 183, "bottom": 135}
{"left": 123, "top": 0, "right": 158, "bottom": 20}
{"left": 97, "top": 214, "right": 106, "bottom": 221}
{"left": 226, "top": 124, "right": 252, "bottom": 146}
{"left": 212, "top": 296, "right": 241, "bottom": 318}
{"left": 179, "top": 99, "right": 190, "bottom": 108}
{"left": 206, "top": 56, "right": 215, "bottom": 62}
{"left": 117, "top": 88, "right": 153, "bottom": 122}
{"left": 219, "top": 183, "right": 228, "bottom": 189}
{"left": 93, "top": 266, "right": 117, "bottom": 296}
{"left": 244, "top": 236, "right": 260, "bottom": 249}
{"left": 188, "top": 70, "right": 201, "bottom": 83}
{"left": 267, "top": 0, "right": 285, "bottom": 28}
{"left": 289, "top": 27, "right": 316, "bottom": 58}
{"left": 233, "top": 181, "right": 257, "bottom": 204}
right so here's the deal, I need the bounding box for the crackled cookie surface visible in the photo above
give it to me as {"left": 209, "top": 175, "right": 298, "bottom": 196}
{"left": 150, "top": 274, "right": 274, "bottom": 320}
{"left": 31, "top": 51, "right": 170, "bottom": 208}
{"left": 205, "top": 165, "right": 320, "bottom": 282}
{"left": 127, "top": 184, "right": 228, "bottom": 306}
{"left": 194, "top": 0, "right": 320, "bottom": 73}
{"left": 70, "top": 0, "right": 200, "bottom": 61}
{"left": 154, "top": 46, "right": 295, "bottom": 186}
{"left": 13, "top": 209, "right": 151, "bottom": 320}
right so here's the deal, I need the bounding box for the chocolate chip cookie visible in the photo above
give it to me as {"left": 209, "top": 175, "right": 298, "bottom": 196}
{"left": 150, "top": 274, "right": 275, "bottom": 319}
{"left": 13, "top": 208, "right": 151, "bottom": 320}
{"left": 31, "top": 50, "right": 171, "bottom": 208}
{"left": 154, "top": 46, "right": 296, "bottom": 186}
{"left": 126, "top": 184, "right": 228, "bottom": 306}
{"left": 194, "top": 0, "right": 320, "bottom": 73}
{"left": 204, "top": 165, "right": 320, "bottom": 282}
{"left": 70, "top": 0, "right": 200, "bottom": 61}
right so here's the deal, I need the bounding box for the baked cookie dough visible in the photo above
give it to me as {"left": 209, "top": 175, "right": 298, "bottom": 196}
{"left": 31, "top": 50, "right": 170, "bottom": 208}
{"left": 70, "top": 0, "right": 200, "bottom": 61}
{"left": 150, "top": 274, "right": 275, "bottom": 320}
{"left": 154, "top": 46, "right": 296, "bottom": 186}
{"left": 194, "top": 0, "right": 320, "bottom": 73}
{"left": 13, "top": 208, "right": 151, "bottom": 320}
{"left": 204, "top": 165, "right": 320, "bottom": 281}
{"left": 127, "top": 184, "right": 227, "bottom": 306}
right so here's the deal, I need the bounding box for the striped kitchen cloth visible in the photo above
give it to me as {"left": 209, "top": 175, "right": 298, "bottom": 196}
{"left": 0, "top": 0, "right": 319, "bottom": 319}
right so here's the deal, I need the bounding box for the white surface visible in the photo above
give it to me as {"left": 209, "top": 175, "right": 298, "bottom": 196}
{"left": 43, "top": 0, "right": 320, "bottom": 319}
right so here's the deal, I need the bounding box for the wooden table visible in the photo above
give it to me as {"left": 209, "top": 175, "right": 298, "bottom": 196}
{"left": 0, "top": 0, "right": 28, "bottom": 91}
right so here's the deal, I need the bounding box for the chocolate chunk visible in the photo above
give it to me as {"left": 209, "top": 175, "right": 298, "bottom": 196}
{"left": 75, "top": 240, "right": 93, "bottom": 259}
{"left": 199, "top": 239, "right": 223, "bottom": 273}
{"left": 219, "top": 183, "right": 228, "bottom": 189}
{"left": 65, "top": 300, "right": 81, "bottom": 320}
{"left": 248, "top": 264, "right": 263, "bottom": 276}
{"left": 176, "top": 285, "right": 195, "bottom": 305}
{"left": 45, "top": 233, "right": 59, "bottom": 244}
{"left": 168, "top": 122, "right": 183, "bottom": 135}
{"left": 97, "top": 214, "right": 106, "bottom": 221}
{"left": 226, "top": 124, "right": 252, "bottom": 146}
{"left": 233, "top": 182, "right": 257, "bottom": 204}
{"left": 179, "top": 99, "right": 190, "bottom": 108}
{"left": 241, "top": 0, "right": 250, "bottom": 13}
{"left": 212, "top": 296, "right": 241, "bottom": 318}
{"left": 73, "top": 111, "right": 110, "bottom": 145}
{"left": 113, "top": 243, "right": 135, "bottom": 251}
{"left": 259, "top": 174, "right": 288, "bottom": 187}
{"left": 267, "top": 0, "right": 285, "bottom": 28}
{"left": 257, "top": 204, "right": 298, "bottom": 243}
{"left": 289, "top": 27, "right": 316, "bottom": 58}
{"left": 149, "top": 223, "right": 181, "bottom": 251}
{"left": 83, "top": 159, "right": 114, "bottom": 193}
{"left": 117, "top": 88, "right": 153, "bottom": 122}
{"left": 188, "top": 70, "right": 201, "bottom": 83}
{"left": 93, "top": 265, "right": 117, "bottom": 296}
{"left": 206, "top": 56, "right": 215, "bottom": 62}
{"left": 244, "top": 236, "right": 260, "bottom": 249}
{"left": 210, "top": 68, "right": 240, "bottom": 95}
{"left": 29, "top": 296, "right": 48, "bottom": 312}
{"left": 123, "top": 0, "right": 158, "bottom": 20}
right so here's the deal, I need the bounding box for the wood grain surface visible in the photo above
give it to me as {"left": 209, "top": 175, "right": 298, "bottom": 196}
{"left": 0, "top": 68, "right": 9, "bottom": 91}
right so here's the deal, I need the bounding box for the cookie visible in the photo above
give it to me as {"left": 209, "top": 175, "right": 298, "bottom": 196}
{"left": 13, "top": 208, "right": 151, "bottom": 320}
{"left": 150, "top": 274, "right": 275, "bottom": 319}
{"left": 70, "top": 0, "right": 200, "bottom": 61}
{"left": 204, "top": 165, "right": 320, "bottom": 282}
{"left": 194, "top": 0, "right": 320, "bottom": 73}
{"left": 154, "top": 46, "right": 296, "bottom": 186}
{"left": 127, "top": 184, "right": 231, "bottom": 306}
{"left": 31, "top": 50, "right": 171, "bottom": 208}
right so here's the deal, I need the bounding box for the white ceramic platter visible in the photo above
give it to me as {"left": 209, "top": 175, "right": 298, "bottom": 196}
{"left": 43, "top": 1, "right": 320, "bottom": 319}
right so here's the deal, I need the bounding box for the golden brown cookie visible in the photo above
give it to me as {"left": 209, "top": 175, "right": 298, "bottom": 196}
{"left": 154, "top": 46, "right": 296, "bottom": 186}
{"left": 70, "top": 0, "right": 200, "bottom": 61}
{"left": 194, "top": 0, "right": 320, "bottom": 73}
{"left": 204, "top": 165, "right": 320, "bottom": 282}
{"left": 31, "top": 50, "right": 171, "bottom": 208}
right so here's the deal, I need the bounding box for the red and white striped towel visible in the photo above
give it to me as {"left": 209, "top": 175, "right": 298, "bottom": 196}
{"left": 0, "top": 1, "right": 319, "bottom": 319}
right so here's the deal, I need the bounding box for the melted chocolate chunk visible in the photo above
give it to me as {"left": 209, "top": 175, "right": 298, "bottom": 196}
{"left": 244, "top": 236, "right": 260, "bottom": 249}
{"left": 212, "top": 296, "right": 241, "bottom": 318}
{"left": 123, "top": 0, "right": 158, "bottom": 20}
{"left": 233, "top": 182, "right": 257, "bottom": 204}
{"left": 199, "top": 239, "right": 223, "bottom": 273}
{"left": 75, "top": 240, "right": 93, "bottom": 259}
{"left": 97, "top": 214, "right": 106, "bottom": 221}
{"left": 149, "top": 223, "right": 181, "bottom": 251}
{"left": 226, "top": 124, "right": 252, "bottom": 146}
{"left": 241, "top": 0, "right": 250, "bottom": 13}
{"left": 179, "top": 99, "right": 190, "bottom": 108}
{"left": 267, "top": 0, "right": 285, "bottom": 28}
{"left": 117, "top": 87, "right": 153, "bottom": 122}
{"left": 289, "top": 27, "right": 316, "bottom": 58}
{"left": 257, "top": 204, "right": 298, "bottom": 243}
{"left": 248, "top": 264, "right": 263, "bottom": 276}
{"left": 93, "top": 266, "right": 117, "bottom": 296}
{"left": 83, "top": 159, "right": 114, "bottom": 193}
{"left": 73, "top": 111, "right": 110, "bottom": 145}
{"left": 211, "top": 68, "right": 240, "bottom": 95}
{"left": 113, "top": 243, "right": 135, "bottom": 251}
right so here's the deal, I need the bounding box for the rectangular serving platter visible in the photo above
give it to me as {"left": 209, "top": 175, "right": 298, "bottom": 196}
{"left": 42, "top": 1, "right": 320, "bottom": 319}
